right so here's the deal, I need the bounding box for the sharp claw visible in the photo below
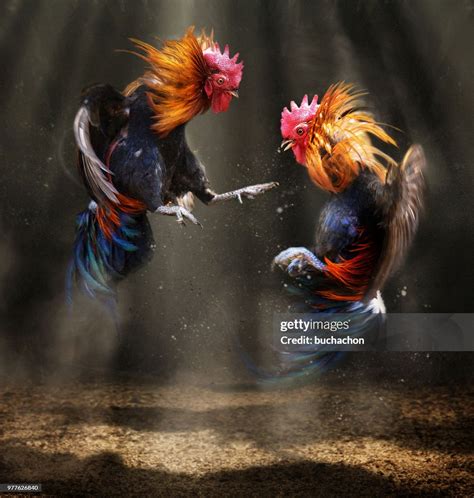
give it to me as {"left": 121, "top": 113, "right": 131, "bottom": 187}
{"left": 191, "top": 218, "right": 203, "bottom": 228}
{"left": 191, "top": 216, "right": 203, "bottom": 228}
{"left": 287, "top": 259, "right": 299, "bottom": 276}
{"left": 265, "top": 181, "right": 279, "bottom": 190}
{"left": 180, "top": 208, "right": 202, "bottom": 228}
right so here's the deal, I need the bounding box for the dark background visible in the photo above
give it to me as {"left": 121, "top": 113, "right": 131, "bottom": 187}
{"left": 0, "top": 0, "right": 472, "bottom": 383}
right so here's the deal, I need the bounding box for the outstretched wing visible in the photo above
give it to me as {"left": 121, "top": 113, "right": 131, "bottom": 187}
{"left": 366, "top": 144, "right": 426, "bottom": 299}
{"left": 74, "top": 84, "right": 130, "bottom": 204}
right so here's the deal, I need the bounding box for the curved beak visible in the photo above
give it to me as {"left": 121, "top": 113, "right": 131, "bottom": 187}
{"left": 228, "top": 90, "right": 239, "bottom": 98}
{"left": 279, "top": 139, "right": 295, "bottom": 152}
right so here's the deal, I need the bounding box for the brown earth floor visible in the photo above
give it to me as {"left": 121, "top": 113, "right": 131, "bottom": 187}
{"left": 0, "top": 380, "right": 472, "bottom": 497}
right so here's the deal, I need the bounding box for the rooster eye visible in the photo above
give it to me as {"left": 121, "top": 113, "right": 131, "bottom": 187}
{"left": 296, "top": 127, "right": 305, "bottom": 136}
{"left": 217, "top": 77, "right": 225, "bottom": 85}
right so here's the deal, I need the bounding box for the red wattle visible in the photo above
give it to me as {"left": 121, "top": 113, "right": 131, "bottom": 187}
{"left": 293, "top": 144, "right": 307, "bottom": 165}
{"left": 211, "top": 92, "right": 232, "bottom": 113}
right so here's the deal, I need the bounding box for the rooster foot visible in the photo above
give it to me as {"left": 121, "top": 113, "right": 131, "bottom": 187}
{"left": 272, "top": 247, "right": 325, "bottom": 276}
{"left": 210, "top": 182, "right": 278, "bottom": 204}
{"left": 156, "top": 205, "right": 202, "bottom": 228}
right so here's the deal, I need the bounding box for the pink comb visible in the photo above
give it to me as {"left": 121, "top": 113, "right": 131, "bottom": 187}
{"left": 203, "top": 43, "right": 244, "bottom": 88}
{"left": 281, "top": 94, "right": 319, "bottom": 137}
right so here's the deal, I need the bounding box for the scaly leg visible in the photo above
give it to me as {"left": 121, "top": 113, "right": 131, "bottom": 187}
{"left": 209, "top": 182, "right": 278, "bottom": 204}
{"left": 156, "top": 205, "right": 202, "bottom": 227}
{"left": 273, "top": 247, "right": 326, "bottom": 276}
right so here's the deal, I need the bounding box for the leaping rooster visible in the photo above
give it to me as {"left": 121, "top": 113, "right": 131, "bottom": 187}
{"left": 273, "top": 83, "right": 425, "bottom": 376}
{"left": 67, "top": 27, "right": 277, "bottom": 312}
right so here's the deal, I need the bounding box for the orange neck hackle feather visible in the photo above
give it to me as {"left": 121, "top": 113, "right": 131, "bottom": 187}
{"left": 124, "top": 27, "right": 212, "bottom": 137}
{"left": 305, "top": 82, "right": 398, "bottom": 193}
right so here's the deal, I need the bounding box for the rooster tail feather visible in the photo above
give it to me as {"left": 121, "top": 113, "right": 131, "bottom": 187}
{"left": 66, "top": 201, "right": 149, "bottom": 317}
{"left": 235, "top": 273, "right": 386, "bottom": 385}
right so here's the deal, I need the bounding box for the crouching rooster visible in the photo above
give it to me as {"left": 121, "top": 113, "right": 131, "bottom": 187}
{"left": 273, "top": 83, "right": 425, "bottom": 377}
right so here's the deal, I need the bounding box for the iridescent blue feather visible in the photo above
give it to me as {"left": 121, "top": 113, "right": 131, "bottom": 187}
{"left": 66, "top": 204, "right": 142, "bottom": 316}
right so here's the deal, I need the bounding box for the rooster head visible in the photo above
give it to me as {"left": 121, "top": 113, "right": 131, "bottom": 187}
{"left": 280, "top": 94, "right": 319, "bottom": 165}
{"left": 201, "top": 38, "right": 243, "bottom": 113}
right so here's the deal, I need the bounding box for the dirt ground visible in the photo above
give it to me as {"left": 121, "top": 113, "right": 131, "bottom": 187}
{"left": 0, "top": 379, "right": 472, "bottom": 497}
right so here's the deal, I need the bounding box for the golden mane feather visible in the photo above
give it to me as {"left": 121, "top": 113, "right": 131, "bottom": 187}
{"left": 124, "top": 27, "right": 211, "bottom": 137}
{"left": 306, "top": 82, "right": 397, "bottom": 193}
